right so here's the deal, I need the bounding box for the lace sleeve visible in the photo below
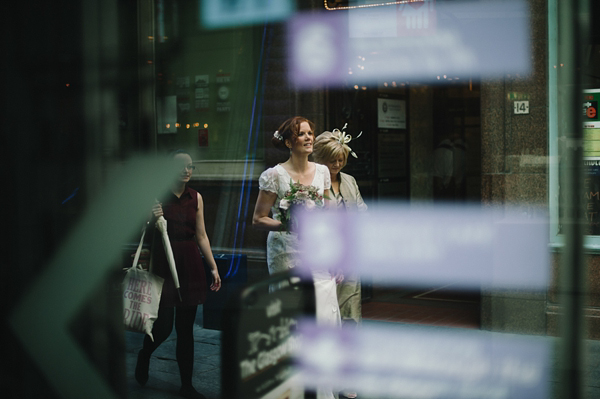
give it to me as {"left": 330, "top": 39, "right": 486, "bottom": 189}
{"left": 258, "top": 167, "right": 279, "bottom": 194}
{"left": 322, "top": 165, "right": 331, "bottom": 190}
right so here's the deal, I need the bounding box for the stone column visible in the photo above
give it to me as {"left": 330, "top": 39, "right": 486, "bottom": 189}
{"left": 409, "top": 85, "right": 434, "bottom": 201}
{"left": 479, "top": 0, "right": 549, "bottom": 334}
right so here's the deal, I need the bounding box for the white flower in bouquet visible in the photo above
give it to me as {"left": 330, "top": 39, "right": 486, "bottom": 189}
{"left": 278, "top": 180, "right": 327, "bottom": 233}
{"left": 279, "top": 198, "right": 291, "bottom": 210}
{"left": 294, "top": 190, "right": 310, "bottom": 203}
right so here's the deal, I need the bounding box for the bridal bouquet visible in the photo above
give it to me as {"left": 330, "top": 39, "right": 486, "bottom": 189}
{"left": 278, "top": 180, "right": 325, "bottom": 233}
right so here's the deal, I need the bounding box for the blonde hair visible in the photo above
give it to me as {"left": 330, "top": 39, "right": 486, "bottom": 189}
{"left": 313, "top": 131, "right": 349, "bottom": 168}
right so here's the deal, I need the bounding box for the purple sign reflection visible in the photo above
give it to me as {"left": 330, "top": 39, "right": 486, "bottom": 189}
{"left": 297, "top": 204, "right": 549, "bottom": 290}
{"left": 296, "top": 322, "right": 550, "bottom": 399}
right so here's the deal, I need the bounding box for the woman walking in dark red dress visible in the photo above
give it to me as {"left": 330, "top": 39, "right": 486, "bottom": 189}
{"left": 135, "top": 150, "right": 221, "bottom": 399}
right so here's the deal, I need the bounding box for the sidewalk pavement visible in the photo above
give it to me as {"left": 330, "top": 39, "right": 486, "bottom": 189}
{"left": 125, "top": 307, "right": 600, "bottom": 399}
{"left": 125, "top": 307, "right": 222, "bottom": 399}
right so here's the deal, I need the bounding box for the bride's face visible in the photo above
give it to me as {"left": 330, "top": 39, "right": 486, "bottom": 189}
{"left": 290, "top": 121, "right": 314, "bottom": 154}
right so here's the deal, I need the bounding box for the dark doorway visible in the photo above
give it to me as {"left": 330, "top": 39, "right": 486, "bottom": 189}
{"left": 326, "top": 81, "right": 482, "bottom": 328}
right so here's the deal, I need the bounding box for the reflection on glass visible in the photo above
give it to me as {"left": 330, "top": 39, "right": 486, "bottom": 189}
{"left": 9, "top": 0, "right": 600, "bottom": 398}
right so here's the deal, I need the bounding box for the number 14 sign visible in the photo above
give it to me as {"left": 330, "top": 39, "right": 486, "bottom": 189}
{"left": 514, "top": 100, "right": 529, "bottom": 114}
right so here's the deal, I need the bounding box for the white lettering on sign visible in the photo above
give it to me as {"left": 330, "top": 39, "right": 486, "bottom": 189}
{"left": 266, "top": 299, "right": 282, "bottom": 318}
{"left": 246, "top": 317, "right": 298, "bottom": 356}
{"left": 240, "top": 316, "right": 301, "bottom": 381}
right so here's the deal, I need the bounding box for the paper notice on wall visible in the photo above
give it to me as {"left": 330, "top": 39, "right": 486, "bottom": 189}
{"left": 377, "top": 98, "right": 406, "bottom": 129}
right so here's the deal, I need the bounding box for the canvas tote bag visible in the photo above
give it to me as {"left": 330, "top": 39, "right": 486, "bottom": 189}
{"left": 122, "top": 224, "right": 164, "bottom": 341}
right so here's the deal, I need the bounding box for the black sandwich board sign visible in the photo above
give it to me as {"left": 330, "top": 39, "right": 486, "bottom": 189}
{"left": 221, "top": 271, "right": 315, "bottom": 399}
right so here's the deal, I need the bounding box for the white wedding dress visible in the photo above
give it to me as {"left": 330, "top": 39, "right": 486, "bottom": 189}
{"left": 259, "top": 163, "right": 341, "bottom": 399}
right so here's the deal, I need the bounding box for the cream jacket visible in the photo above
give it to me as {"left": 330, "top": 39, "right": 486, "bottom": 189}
{"left": 338, "top": 172, "right": 368, "bottom": 212}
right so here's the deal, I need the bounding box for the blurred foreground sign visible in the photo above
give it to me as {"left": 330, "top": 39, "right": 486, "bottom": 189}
{"left": 201, "top": 0, "right": 294, "bottom": 28}
{"left": 222, "top": 272, "right": 315, "bottom": 399}
{"left": 9, "top": 157, "right": 176, "bottom": 399}
{"left": 297, "top": 204, "right": 549, "bottom": 290}
{"left": 288, "top": 0, "right": 530, "bottom": 87}
{"left": 296, "top": 322, "right": 550, "bottom": 399}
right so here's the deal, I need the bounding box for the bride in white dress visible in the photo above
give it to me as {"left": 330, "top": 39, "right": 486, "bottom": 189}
{"left": 253, "top": 116, "right": 341, "bottom": 399}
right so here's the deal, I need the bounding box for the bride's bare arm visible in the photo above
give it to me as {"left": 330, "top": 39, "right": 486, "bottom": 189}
{"left": 252, "top": 190, "right": 283, "bottom": 231}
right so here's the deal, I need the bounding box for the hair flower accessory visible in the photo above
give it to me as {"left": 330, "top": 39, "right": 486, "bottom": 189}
{"left": 273, "top": 130, "right": 283, "bottom": 141}
{"left": 332, "top": 123, "right": 363, "bottom": 158}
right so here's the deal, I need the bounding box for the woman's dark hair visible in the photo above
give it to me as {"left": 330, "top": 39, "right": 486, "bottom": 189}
{"left": 271, "top": 116, "right": 315, "bottom": 152}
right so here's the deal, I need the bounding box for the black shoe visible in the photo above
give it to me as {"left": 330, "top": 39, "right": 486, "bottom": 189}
{"left": 179, "top": 385, "right": 207, "bottom": 399}
{"left": 135, "top": 349, "right": 150, "bottom": 386}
